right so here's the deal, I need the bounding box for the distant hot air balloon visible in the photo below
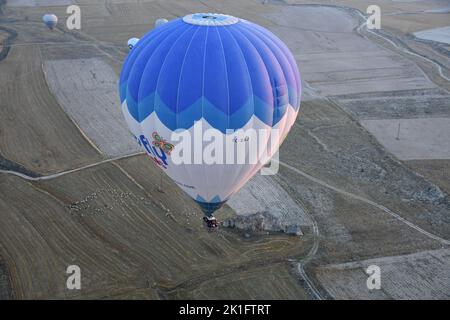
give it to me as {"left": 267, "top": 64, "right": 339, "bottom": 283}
{"left": 127, "top": 37, "right": 140, "bottom": 50}
{"left": 154, "top": 18, "right": 168, "bottom": 28}
{"left": 119, "top": 13, "right": 301, "bottom": 228}
{"left": 42, "top": 14, "right": 58, "bottom": 30}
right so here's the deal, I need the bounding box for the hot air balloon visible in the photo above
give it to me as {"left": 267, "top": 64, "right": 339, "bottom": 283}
{"left": 119, "top": 13, "right": 301, "bottom": 228}
{"left": 154, "top": 18, "right": 168, "bottom": 28}
{"left": 42, "top": 14, "right": 58, "bottom": 30}
{"left": 127, "top": 37, "right": 140, "bottom": 50}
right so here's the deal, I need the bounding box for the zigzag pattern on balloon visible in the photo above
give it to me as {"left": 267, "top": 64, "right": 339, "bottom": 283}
{"left": 122, "top": 89, "right": 297, "bottom": 133}
{"left": 194, "top": 195, "right": 226, "bottom": 215}
{"left": 126, "top": 106, "right": 298, "bottom": 202}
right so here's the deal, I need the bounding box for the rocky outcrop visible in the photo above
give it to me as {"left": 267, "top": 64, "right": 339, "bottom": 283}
{"left": 222, "top": 211, "right": 303, "bottom": 236}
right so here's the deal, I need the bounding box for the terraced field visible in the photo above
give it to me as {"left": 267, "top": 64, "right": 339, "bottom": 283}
{"left": 0, "top": 156, "right": 313, "bottom": 299}
{"left": 0, "top": 46, "right": 104, "bottom": 175}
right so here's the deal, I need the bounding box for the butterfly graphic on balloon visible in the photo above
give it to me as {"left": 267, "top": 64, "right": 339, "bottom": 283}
{"left": 152, "top": 132, "right": 174, "bottom": 155}
{"left": 145, "top": 132, "right": 175, "bottom": 169}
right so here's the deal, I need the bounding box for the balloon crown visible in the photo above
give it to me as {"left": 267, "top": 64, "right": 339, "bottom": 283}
{"left": 183, "top": 13, "right": 239, "bottom": 26}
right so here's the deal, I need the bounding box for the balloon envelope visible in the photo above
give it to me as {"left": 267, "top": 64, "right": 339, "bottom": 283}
{"left": 43, "top": 14, "right": 58, "bottom": 30}
{"left": 154, "top": 18, "right": 168, "bottom": 28}
{"left": 119, "top": 13, "right": 301, "bottom": 216}
{"left": 127, "top": 37, "right": 140, "bottom": 50}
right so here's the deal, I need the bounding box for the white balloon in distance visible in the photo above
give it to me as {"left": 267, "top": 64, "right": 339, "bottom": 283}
{"left": 154, "top": 18, "right": 168, "bottom": 28}
{"left": 127, "top": 37, "right": 140, "bottom": 50}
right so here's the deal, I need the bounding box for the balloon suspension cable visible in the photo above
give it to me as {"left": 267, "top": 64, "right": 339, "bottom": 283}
{"left": 157, "top": 172, "right": 164, "bottom": 193}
